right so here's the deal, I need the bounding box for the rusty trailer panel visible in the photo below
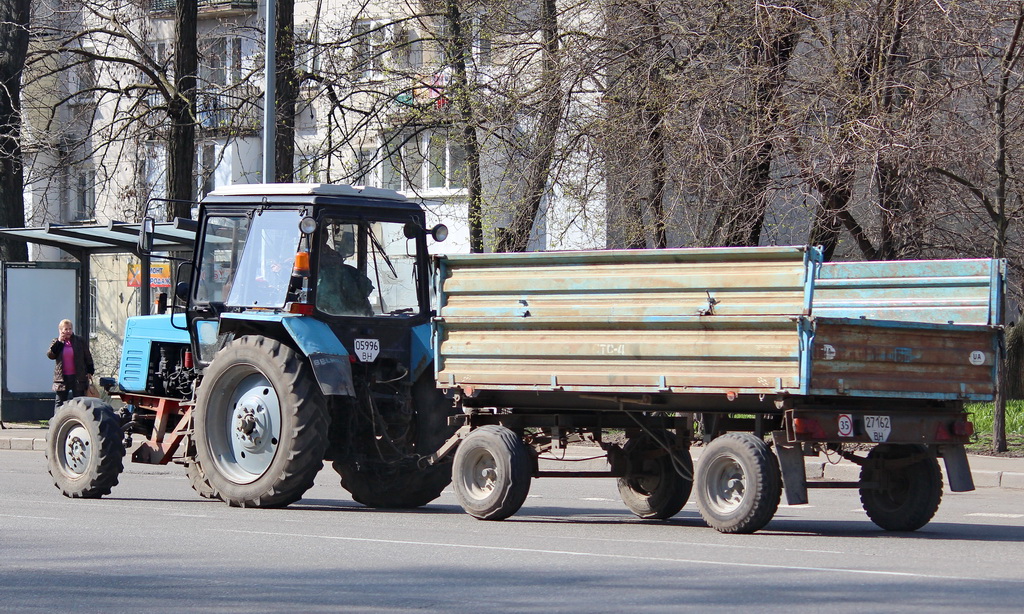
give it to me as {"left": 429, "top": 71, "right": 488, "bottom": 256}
{"left": 808, "top": 318, "right": 997, "bottom": 400}
{"left": 435, "top": 246, "right": 813, "bottom": 395}
{"left": 816, "top": 258, "right": 1003, "bottom": 326}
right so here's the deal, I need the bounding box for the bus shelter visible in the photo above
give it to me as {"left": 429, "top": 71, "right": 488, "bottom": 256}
{"left": 0, "top": 219, "right": 196, "bottom": 422}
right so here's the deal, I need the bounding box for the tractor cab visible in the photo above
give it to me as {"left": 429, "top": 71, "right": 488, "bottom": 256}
{"left": 185, "top": 184, "right": 445, "bottom": 378}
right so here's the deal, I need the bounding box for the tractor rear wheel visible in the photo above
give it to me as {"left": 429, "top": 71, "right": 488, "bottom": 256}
{"left": 334, "top": 375, "right": 456, "bottom": 508}
{"left": 194, "top": 336, "right": 328, "bottom": 508}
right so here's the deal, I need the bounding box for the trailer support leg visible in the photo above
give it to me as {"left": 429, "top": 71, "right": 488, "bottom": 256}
{"left": 773, "top": 431, "right": 808, "bottom": 505}
{"left": 938, "top": 444, "right": 975, "bottom": 492}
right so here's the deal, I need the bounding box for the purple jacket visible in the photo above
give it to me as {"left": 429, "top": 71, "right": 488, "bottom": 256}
{"left": 46, "top": 334, "right": 94, "bottom": 392}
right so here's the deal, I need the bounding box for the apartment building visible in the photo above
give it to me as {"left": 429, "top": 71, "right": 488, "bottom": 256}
{"left": 15, "top": 0, "right": 607, "bottom": 376}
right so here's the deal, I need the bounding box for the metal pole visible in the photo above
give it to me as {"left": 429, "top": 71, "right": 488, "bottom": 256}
{"left": 140, "top": 253, "right": 151, "bottom": 316}
{"left": 263, "top": 0, "right": 277, "bottom": 183}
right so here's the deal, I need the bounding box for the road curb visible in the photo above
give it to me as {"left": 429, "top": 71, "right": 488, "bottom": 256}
{"left": 3, "top": 436, "right": 44, "bottom": 451}
{"left": 807, "top": 458, "right": 1024, "bottom": 490}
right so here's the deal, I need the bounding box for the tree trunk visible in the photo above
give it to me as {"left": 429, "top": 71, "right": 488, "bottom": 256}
{"left": 0, "top": 0, "right": 30, "bottom": 261}
{"left": 495, "top": 0, "right": 562, "bottom": 253}
{"left": 275, "top": 0, "right": 296, "bottom": 183}
{"left": 810, "top": 175, "right": 852, "bottom": 262}
{"left": 443, "top": 0, "right": 484, "bottom": 253}
{"left": 990, "top": 4, "right": 1024, "bottom": 452}
{"left": 713, "top": 5, "right": 804, "bottom": 248}
{"left": 166, "top": 0, "right": 198, "bottom": 220}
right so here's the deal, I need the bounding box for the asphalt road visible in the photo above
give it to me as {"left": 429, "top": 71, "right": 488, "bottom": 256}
{"left": 3, "top": 449, "right": 1024, "bottom": 613}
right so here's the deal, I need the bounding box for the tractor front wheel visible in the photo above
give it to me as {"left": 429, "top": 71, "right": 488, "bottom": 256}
{"left": 46, "top": 398, "right": 125, "bottom": 498}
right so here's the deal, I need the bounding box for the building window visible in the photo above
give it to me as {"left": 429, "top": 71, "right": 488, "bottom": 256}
{"left": 69, "top": 57, "right": 97, "bottom": 104}
{"left": 472, "top": 16, "right": 491, "bottom": 67}
{"left": 354, "top": 147, "right": 377, "bottom": 187}
{"left": 352, "top": 20, "right": 386, "bottom": 80}
{"left": 296, "top": 153, "right": 320, "bottom": 183}
{"left": 201, "top": 36, "right": 243, "bottom": 88}
{"left": 394, "top": 27, "right": 422, "bottom": 70}
{"left": 380, "top": 130, "right": 424, "bottom": 191}
{"left": 437, "top": 16, "right": 491, "bottom": 67}
{"left": 351, "top": 20, "right": 421, "bottom": 80}
{"left": 198, "top": 143, "right": 217, "bottom": 198}
{"left": 89, "top": 279, "right": 99, "bottom": 336}
{"left": 70, "top": 167, "right": 96, "bottom": 221}
{"left": 145, "top": 141, "right": 166, "bottom": 206}
{"left": 296, "top": 28, "right": 319, "bottom": 76}
{"left": 372, "top": 129, "right": 466, "bottom": 192}
{"left": 428, "top": 130, "right": 466, "bottom": 189}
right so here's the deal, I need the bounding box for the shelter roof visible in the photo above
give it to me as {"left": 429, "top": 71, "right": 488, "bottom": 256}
{"left": 0, "top": 218, "right": 196, "bottom": 257}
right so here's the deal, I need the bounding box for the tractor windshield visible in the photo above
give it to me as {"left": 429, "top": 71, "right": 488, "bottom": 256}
{"left": 315, "top": 218, "right": 421, "bottom": 317}
{"left": 195, "top": 215, "right": 251, "bottom": 304}
{"left": 225, "top": 209, "right": 303, "bottom": 308}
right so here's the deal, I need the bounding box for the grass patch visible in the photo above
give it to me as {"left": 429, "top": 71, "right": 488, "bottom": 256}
{"left": 965, "top": 401, "right": 1024, "bottom": 455}
{"left": 965, "top": 400, "right": 1024, "bottom": 435}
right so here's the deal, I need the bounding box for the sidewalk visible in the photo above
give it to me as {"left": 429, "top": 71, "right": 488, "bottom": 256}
{"left": 6, "top": 422, "right": 1024, "bottom": 489}
{"left": 0, "top": 424, "right": 48, "bottom": 452}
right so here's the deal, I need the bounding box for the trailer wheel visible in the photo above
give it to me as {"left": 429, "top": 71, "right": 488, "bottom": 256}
{"left": 617, "top": 431, "right": 693, "bottom": 519}
{"left": 695, "top": 433, "right": 781, "bottom": 533}
{"left": 452, "top": 425, "right": 532, "bottom": 520}
{"left": 46, "top": 398, "right": 125, "bottom": 498}
{"left": 859, "top": 444, "right": 942, "bottom": 531}
{"left": 194, "top": 336, "right": 329, "bottom": 508}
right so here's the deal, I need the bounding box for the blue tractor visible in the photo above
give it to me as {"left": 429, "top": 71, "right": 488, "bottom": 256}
{"left": 46, "top": 184, "right": 456, "bottom": 508}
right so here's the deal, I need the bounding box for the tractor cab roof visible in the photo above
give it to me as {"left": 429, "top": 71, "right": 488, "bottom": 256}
{"left": 201, "top": 183, "right": 423, "bottom": 217}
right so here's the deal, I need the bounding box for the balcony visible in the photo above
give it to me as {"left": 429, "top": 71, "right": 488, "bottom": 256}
{"left": 150, "top": 1, "right": 258, "bottom": 17}
{"left": 197, "top": 86, "right": 262, "bottom": 136}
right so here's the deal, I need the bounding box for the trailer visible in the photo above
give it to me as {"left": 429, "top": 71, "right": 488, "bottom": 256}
{"left": 432, "top": 246, "right": 1003, "bottom": 533}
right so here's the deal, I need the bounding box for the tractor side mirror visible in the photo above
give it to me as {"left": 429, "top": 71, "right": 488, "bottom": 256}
{"left": 138, "top": 217, "right": 155, "bottom": 255}
{"left": 175, "top": 281, "right": 190, "bottom": 302}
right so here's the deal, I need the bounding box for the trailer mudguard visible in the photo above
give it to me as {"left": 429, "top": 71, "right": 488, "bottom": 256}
{"left": 220, "top": 313, "right": 356, "bottom": 396}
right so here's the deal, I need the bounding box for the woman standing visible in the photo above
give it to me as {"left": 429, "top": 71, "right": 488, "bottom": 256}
{"left": 46, "top": 319, "right": 94, "bottom": 409}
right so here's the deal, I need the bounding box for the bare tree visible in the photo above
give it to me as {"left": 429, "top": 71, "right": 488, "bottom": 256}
{"left": 439, "top": 0, "right": 486, "bottom": 252}
{"left": 710, "top": 1, "right": 808, "bottom": 248}
{"left": 275, "top": 0, "right": 297, "bottom": 183}
{"left": 21, "top": 1, "right": 205, "bottom": 221}
{"left": 493, "top": 0, "right": 564, "bottom": 252}
{"left": 167, "top": 0, "right": 197, "bottom": 217}
{"left": 0, "top": 0, "right": 30, "bottom": 261}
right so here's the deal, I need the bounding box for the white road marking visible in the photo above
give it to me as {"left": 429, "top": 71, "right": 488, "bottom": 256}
{"left": 215, "top": 528, "right": 1024, "bottom": 584}
{"left": 553, "top": 533, "right": 844, "bottom": 554}
{"left": 0, "top": 513, "right": 60, "bottom": 520}
{"left": 966, "top": 512, "right": 1024, "bottom": 519}
{"left": 581, "top": 497, "right": 614, "bottom": 502}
